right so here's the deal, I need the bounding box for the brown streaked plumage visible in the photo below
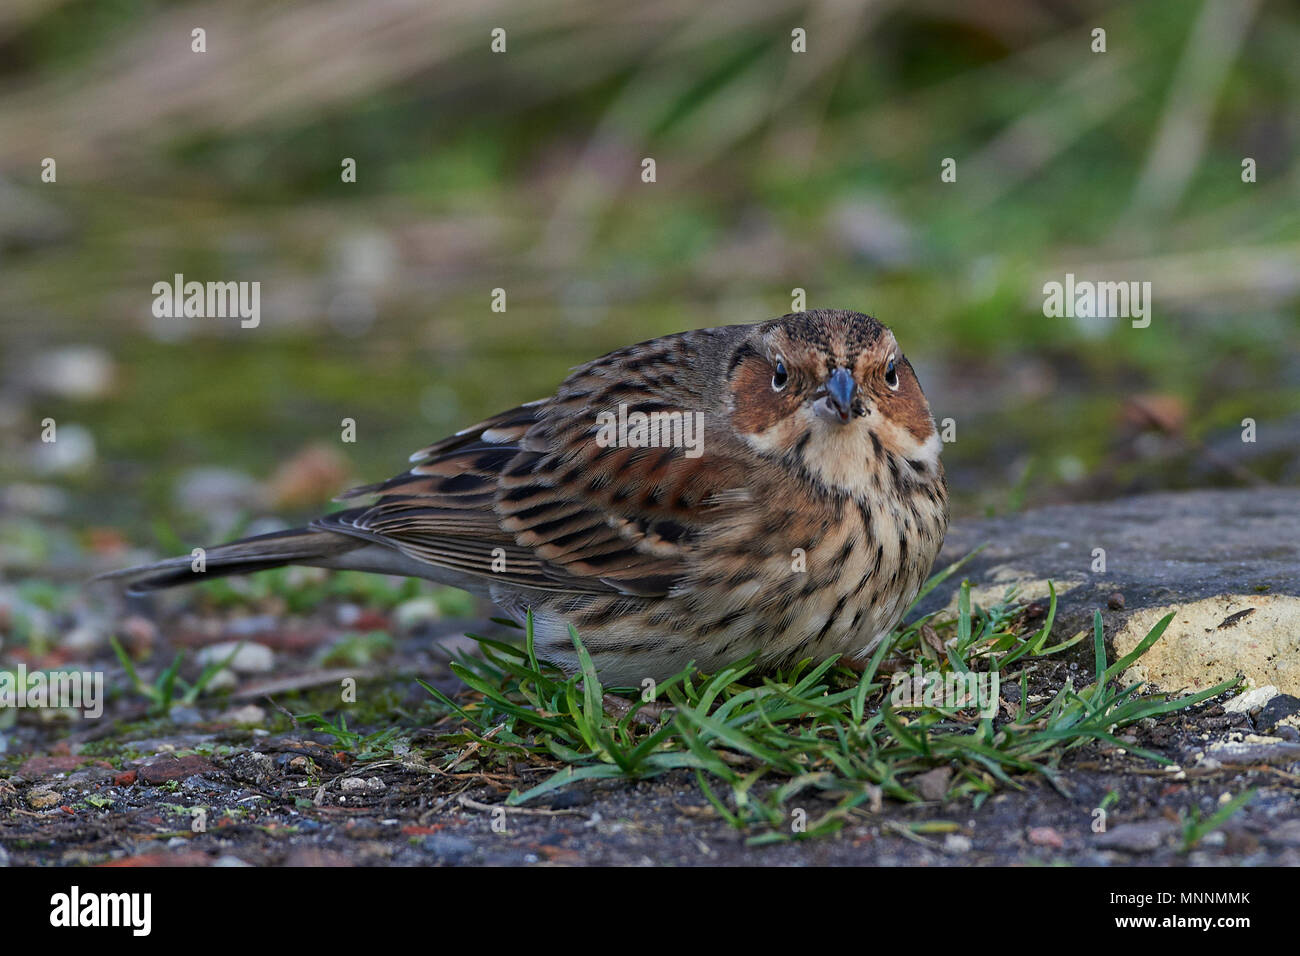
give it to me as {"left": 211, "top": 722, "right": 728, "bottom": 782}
{"left": 106, "top": 310, "right": 949, "bottom": 685}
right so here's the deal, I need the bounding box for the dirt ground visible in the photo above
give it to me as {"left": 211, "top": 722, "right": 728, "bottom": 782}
{"left": 3, "top": 488, "right": 1299, "bottom": 867}
{"left": 3, "top": 643, "right": 1298, "bottom": 867}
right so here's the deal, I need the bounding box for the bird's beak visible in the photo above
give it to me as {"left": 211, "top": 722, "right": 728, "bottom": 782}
{"left": 824, "top": 367, "right": 857, "bottom": 423}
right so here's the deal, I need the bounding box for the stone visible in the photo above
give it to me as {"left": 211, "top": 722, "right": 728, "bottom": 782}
{"left": 26, "top": 788, "right": 61, "bottom": 809}
{"left": 1027, "top": 826, "right": 1064, "bottom": 848}
{"left": 1093, "top": 821, "right": 1177, "bottom": 853}
{"left": 1116, "top": 598, "right": 1300, "bottom": 696}
{"left": 943, "top": 833, "right": 972, "bottom": 853}
{"left": 1257, "top": 695, "right": 1300, "bottom": 732}
{"left": 66, "top": 767, "right": 114, "bottom": 787}
{"left": 204, "top": 669, "right": 238, "bottom": 692}
{"left": 29, "top": 423, "right": 95, "bottom": 475}
{"left": 1224, "top": 686, "right": 1279, "bottom": 714}
{"left": 117, "top": 615, "right": 158, "bottom": 658}
{"left": 218, "top": 704, "right": 267, "bottom": 726}
{"left": 395, "top": 596, "right": 442, "bottom": 629}
{"left": 136, "top": 754, "right": 218, "bottom": 785}
{"left": 548, "top": 790, "right": 593, "bottom": 810}
{"left": 1206, "top": 738, "right": 1300, "bottom": 767}
{"left": 920, "top": 489, "right": 1300, "bottom": 694}
{"left": 61, "top": 624, "right": 104, "bottom": 653}
{"left": 226, "top": 751, "right": 275, "bottom": 786}
{"left": 18, "top": 755, "right": 84, "bottom": 778}
{"left": 31, "top": 347, "right": 116, "bottom": 401}
{"left": 913, "top": 767, "right": 952, "bottom": 802}
{"left": 181, "top": 775, "right": 227, "bottom": 793}
{"left": 196, "top": 641, "right": 274, "bottom": 674}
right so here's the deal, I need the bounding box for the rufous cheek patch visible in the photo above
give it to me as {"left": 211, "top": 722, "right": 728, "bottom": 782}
{"left": 729, "top": 357, "right": 799, "bottom": 435}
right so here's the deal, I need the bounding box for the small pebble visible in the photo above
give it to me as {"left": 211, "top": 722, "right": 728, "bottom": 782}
{"left": 26, "top": 788, "right": 61, "bottom": 810}
{"left": 218, "top": 704, "right": 267, "bottom": 727}
{"left": 943, "top": 834, "right": 972, "bottom": 853}
{"left": 1028, "top": 826, "right": 1064, "bottom": 848}
{"left": 196, "top": 641, "right": 274, "bottom": 675}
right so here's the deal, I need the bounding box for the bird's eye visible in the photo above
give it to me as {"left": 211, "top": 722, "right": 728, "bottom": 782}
{"left": 772, "top": 358, "right": 788, "bottom": 391}
{"left": 884, "top": 358, "right": 899, "bottom": 390}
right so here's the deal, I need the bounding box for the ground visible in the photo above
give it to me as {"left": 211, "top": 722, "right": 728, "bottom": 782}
{"left": 2, "top": 488, "right": 1298, "bottom": 866}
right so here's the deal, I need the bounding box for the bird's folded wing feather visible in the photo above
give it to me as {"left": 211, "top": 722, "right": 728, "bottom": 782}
{"left": 320, "top": 392, "right": 749, "bottom": 598}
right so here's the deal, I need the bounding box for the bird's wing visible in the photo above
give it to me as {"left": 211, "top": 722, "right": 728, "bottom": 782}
{"left": 318, "top": 401, "right": 587, "bottom": 592}
{"left": 320, "top": 359, "right": 751, "bottom": 598}
{"left": 491, "top": 398, "right": 751, "bottom": 598}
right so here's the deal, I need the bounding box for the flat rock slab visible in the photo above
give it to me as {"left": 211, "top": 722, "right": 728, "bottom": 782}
{"left": 920, "top": 489, "right": 1300, "bottom": 694}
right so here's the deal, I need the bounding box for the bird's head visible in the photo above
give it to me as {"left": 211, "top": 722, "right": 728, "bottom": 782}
{"left": 726, "top": 309, "right": 941, "bottom": 495}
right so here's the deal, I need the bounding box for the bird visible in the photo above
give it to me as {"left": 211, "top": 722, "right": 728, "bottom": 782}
{"left": 107, "top": 309, "right": 949, "bottom": 685}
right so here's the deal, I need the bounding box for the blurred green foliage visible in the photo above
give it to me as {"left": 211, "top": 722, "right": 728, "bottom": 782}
{"left": 1, "top": 0, "right": 1297, "bottom": 537}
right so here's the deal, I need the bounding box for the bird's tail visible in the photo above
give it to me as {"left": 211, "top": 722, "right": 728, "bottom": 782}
{"left": 95, "top": 527, "right": 361, "bottom": 594}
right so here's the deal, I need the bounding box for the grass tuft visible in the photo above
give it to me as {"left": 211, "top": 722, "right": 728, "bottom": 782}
{"left": 405, "top": 556, "right": 1241, "bottom": 841}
